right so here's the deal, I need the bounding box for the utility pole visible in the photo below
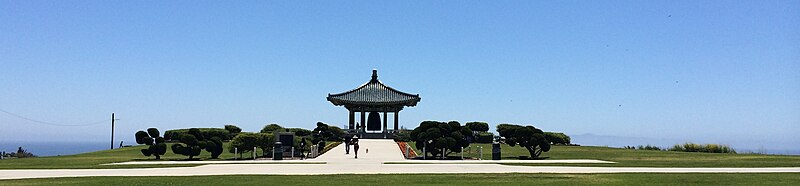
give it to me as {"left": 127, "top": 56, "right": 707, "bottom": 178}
{"left": 110, "top": 113, "right": 115, "bottom": 149}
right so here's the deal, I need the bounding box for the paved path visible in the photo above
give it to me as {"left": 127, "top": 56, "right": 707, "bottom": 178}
{"left": 315, "top": 139, "right": 406, "bottom": 164}
{"left": 385, "top": 159, "right": 615, "bottom": 164}
{"left": 2, "top": 139, "right": 800, "bottom": 180}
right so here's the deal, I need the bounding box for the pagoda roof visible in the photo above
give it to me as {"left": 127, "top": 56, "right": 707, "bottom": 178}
{"left": 327, "top": 70, "right": 421, "bottom": 107}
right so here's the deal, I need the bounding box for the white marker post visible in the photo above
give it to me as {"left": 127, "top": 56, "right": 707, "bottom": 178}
{"left": 405, "top": 144, "right": 410, "bottom": 159}
{"left": 479, "top": 146, "right": 483, "bottom": 160}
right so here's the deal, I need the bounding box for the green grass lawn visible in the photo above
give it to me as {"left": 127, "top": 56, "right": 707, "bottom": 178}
{"left": 408, "top": 142, "right": 800, "bottom": 167}
{"left": 0, "top": 142, "right": 272, "bottom": 169}
{"left": 4, "top": 141, "right": 799, "bottom": 169}
{"left": 1, "top": 173, "right": 798, "bottom": 185}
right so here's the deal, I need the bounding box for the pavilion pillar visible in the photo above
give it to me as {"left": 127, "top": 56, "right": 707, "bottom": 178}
{"left": 360, "top": 111, "right": 366, "bottom": 131}
{"left": 348, "top": 110, "right": 355, "bottom": 130}
{"left": 383, "top": 112, "right": 388, "bottom": 134}
{"left": 394, "top": 111, "right": 399, "bottom": 131}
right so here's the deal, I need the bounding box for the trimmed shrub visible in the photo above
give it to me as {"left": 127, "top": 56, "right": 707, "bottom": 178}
{"left": 260, "top": 124, "right": 283, "bottom": 133}
{"left": 497, "top": 124, "right": 550, "bottom": 159}
{"left": 465, "top": 122, "right": 490, "bottom": 132}
{"left": 224, "top": 125, "right": 242, "bottom": 138}
{"left": 134, "top": 128, "right": 167, "bottom": 159}
{"left": 171, "top": 133, "right": 202, "bottom": 159}
{"left": 229, "top": 133, "right": 258, "bottom": 154}
{"left": 203, "top": 137, "right": 224, "bottom": 159}
{"left": 317, "top": 141, "right": 326, "bottom": 153}
{"left": 164, "top": 128, "right": 232, "bottom": 141}
{"left": 229, "top": 132, "right": 274, "bottom": 158}
{"left": 311, "top": 122, "right": 346, "bottom": 145}
{"left": 328, "top": 126, "right": 346, "bottom": 141}
{"left": 410, "top": 121, "right": 472, "bottom": 158}
{"left": 474, "top": 132, "right": 494, "bottom": 143}
{"left": 287, "top": 128, "right": 312, "bottom": 136}
{"left": 544, "top": 132, "right": 571, "bottom": 145}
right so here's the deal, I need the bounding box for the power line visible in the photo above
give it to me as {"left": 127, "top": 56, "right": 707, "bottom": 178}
{"left": 0, "top": 108, "right": 109, "bottom": 127}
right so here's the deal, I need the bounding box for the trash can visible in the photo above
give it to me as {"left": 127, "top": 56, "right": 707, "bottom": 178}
{"left": 273, "top": 142, "right": 283, "bottom": 160}
{"left": 492, "top": 143, "right": 501, "bottom": 160}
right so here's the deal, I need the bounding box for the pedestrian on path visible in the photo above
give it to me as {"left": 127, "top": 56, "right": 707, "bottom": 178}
{"left": 352, "top": 135, "right": 360, "bottom": 159}
{"left": 344, "top": 136, "right": 351, "bottom": 154}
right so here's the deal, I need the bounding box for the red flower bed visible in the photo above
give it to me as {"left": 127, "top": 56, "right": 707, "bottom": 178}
{"left": 396, "top": 142, "right": 417, "bottom": 158}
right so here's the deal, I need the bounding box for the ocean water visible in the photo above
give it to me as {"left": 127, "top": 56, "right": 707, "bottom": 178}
{"left": 0, "top": 141, "right": 109, "bottom": 157}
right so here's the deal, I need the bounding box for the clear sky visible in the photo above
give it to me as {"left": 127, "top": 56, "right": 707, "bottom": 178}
{"left": 1, "top": 1, "right": 798, "bottom": 152}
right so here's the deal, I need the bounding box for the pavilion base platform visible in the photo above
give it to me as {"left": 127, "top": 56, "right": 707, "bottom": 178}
{"left": 349, "top": 131, "right": 396, "bottom": 139}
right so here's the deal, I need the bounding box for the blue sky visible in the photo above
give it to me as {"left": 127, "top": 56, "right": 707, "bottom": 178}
{"left": 1, "top": 1, "right": 798, "bottom": 152}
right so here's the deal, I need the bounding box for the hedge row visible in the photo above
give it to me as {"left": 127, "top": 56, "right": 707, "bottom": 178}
{"left": 474, "top": 132, "right": 494, "bottom": 143}
{"left": 164, "top": 128, "right": 232, "bottom": 141}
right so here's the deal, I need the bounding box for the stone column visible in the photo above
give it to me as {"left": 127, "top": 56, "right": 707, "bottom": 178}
{"left": 394, "top": 111, "right": 399, "bottom": 131}
{"left": 383, "top": 112, "right": 388, "bottom": 134}
{"left": 360, "top": 111, "right": 366, "bottom": 132}
{"left": 349, "top": 110, "right": 355, "bottom": 130}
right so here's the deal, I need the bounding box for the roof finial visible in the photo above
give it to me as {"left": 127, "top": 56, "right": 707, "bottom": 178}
{"left": 371, "top": 69, "right": 378, "bottom": 81}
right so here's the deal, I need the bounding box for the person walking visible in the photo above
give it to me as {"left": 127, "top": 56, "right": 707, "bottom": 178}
{"left": 352, "top": 135, "right": 360, "bottom": 159}
{"left": 344, "top": 136, "right": 351, "bottom": 154}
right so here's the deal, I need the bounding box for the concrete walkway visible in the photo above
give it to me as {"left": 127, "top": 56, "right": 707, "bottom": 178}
{"left": 315, "top": 139, "right": 406, "bottom": 164}
{"left": 2, "top": 139, "right": 800, "bottom": 180}
{"left": 386, "top": 159, "right": 615, "bottom": 164}
{"left": 105, "top": 160, "right": 323, "bottom": 165}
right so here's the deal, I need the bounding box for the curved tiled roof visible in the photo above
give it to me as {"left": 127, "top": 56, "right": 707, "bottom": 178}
{"left": 327, "top": 70, "right": 421, "bottom": 106}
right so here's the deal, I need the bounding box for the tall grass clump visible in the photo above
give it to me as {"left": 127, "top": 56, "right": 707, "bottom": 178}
{"left": 637, "top": 145, "right": 662, "bottom": 151}
{"left": 668, "top": 142, "right": 736, "bottom": 153}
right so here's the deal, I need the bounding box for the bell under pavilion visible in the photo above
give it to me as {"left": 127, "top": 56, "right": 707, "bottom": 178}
{"left": 327, "top": 70, "right": 421, "bottom": 139}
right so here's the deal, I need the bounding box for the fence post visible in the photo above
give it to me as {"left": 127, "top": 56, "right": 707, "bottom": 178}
{"left": 405, "top": 144, "right": 410, "bottom": 159}
{"left": 479, "top": 146, "right": 483, "bottom": 160}
{"left": 423, "top": 144, "right": 426, "bottom": 160}
{"left": 310, "top": 145, "right": 316, "bottom": 158}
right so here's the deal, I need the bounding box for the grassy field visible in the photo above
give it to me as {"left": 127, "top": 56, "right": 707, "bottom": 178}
{"left": 0, "top": 142, "right": 271, "bottom": 169}
{"left": 4, "top": 141, "right": 799, "bottom": 169}
{"left": 408, "top": 142, "right": 800, "bottom": 167}
{"left": 1, "top": 173, "right": 798, "bottom": 185}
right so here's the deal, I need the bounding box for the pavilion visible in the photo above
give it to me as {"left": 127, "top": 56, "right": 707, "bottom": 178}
{"left": 327, "top": 70, "right": 421, "bottom": 139}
